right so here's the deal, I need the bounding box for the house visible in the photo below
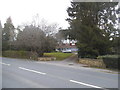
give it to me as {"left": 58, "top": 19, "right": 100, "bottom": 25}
{"left": 56, "top": 43, "right": 78, "bottom": 53}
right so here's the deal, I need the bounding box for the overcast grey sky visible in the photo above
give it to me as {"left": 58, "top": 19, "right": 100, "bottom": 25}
{"left": 0, "top": 0, "right": 71, "bottom": 29}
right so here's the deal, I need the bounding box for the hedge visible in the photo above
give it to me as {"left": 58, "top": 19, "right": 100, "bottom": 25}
{"left": 79, "top": 55, "right": 120, "bottom": 70}
{"left": 2, "top": 50, "right": 38, "bottom": 60}
{"left": 100, "top": 55, "right": 120, "bottom": 70}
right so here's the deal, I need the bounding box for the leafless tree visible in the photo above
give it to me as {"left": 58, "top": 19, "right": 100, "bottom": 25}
{"left": 31, "top": 14, "right": 59, "bottom": 36}
{"left": 15, "top": 25, "right": 46, "bottom": 56}
{"left": 14, "top": 14, "right": 58, "bottom": 56}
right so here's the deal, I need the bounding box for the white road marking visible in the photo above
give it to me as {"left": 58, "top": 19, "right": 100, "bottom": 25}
{"left": 70, "top": 80, "right": 102, "bottom": 88}
{"left": 0, "top": 62, "right": 10, "bottom": 66}
{"left": 19, "top": 67, "right": 46, "bottom": 75}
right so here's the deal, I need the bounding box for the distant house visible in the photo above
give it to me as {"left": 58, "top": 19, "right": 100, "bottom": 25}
{"left": 56, "top": 43, "right": 78, "bottom": 53}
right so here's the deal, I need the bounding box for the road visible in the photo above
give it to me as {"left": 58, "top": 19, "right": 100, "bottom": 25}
{"left": 0, "top": 57, "right": 119, "bottom": 89}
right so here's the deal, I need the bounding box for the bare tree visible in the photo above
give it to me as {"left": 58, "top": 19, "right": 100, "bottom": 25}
{"left": 15, "top": 25, "right": 46, "bottom": 56}
{"left": 31, "top": 14, "right": 59, "bottom": 36}
{"left": 14, "top": 14, "right": 58, "bottom": 57}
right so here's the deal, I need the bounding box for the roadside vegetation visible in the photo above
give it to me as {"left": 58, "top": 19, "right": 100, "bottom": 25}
{"left": 66, "top": 2, "right": 119, "bottom": 59}
{"left": 44, "top": 52, "right": 73, "bottom": 60}
{"left": 66, "top": 2, "right": 119, "bottom": 71}
{"left": 2, "top": 50, "right": 38, "bottom": 60}
{"left": 1, "top": 2, "right": 119, "bottom": 71}
{"left": 97, "top": 55, "right": 119, "bottom": 70}
{"left": 2, "top": 51, "right": 73, "bottom": 61}
{"left": 97, "top": 55, "right": 119, "bottom": 59}
{"left": 79, "top": 55, "right": 120, "bottom": 70}
{"left": 2, "top": 16, "right": 58, "bottom": 58}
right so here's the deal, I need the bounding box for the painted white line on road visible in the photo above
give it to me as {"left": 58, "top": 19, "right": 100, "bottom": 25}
{"left": 19, "top": 67, "right": 46, "bottom": 75}
{"left": 70, "top": 80, "right": 102, "bottom": 88}
{"left": 0, "top": 62, "right": 10, "bottom": 66}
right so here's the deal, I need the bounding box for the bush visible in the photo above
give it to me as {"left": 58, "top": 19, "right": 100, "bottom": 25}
{"left": 78, "top": 47, "right": 99, "bottom": 59}
{"left": 97, "top": 55, "right": 120, "bottom": 70}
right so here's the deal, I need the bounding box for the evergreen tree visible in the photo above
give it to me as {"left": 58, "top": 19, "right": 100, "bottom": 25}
{"left": 2, "top": 17, "right": 15, "bottom": 50}
{"left": 67, "top": 2, "right": 118, "bottom": 58}
{"left": 0, "top": 21, "right": 2, "bottom": 55}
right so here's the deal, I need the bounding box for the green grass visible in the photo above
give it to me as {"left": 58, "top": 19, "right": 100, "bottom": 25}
{"left": 44, "top": 52, "right": 73, "bottom": 60}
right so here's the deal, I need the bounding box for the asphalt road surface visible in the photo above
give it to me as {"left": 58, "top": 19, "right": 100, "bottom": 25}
{"left": 0, "top": 57, "right": 119, "bottom": 89}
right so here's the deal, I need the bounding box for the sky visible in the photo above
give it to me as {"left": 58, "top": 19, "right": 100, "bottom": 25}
{"left": 0, "top": 0, "right": 71, "bottom": 29}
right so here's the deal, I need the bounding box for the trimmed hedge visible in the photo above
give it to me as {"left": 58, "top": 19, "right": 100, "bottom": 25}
{"left": 79, "top": 55, "right": 120, "bottom": 70}
{"left": 97, "top": 55, "right": 119, "bottom": 59}
{"left": 2, "top": 50, "right": 38, "bottom": 60}
{"left": 100, "top": 55, "right": 120, "bottom": 70}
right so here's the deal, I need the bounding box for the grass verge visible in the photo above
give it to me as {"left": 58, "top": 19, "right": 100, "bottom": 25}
{"left": 44, "top": 52, "right": 73, "bottom": 60}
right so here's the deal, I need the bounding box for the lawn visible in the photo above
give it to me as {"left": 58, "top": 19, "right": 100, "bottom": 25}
{"left": 44, "top": 52, "right": 73, "bottom": 60}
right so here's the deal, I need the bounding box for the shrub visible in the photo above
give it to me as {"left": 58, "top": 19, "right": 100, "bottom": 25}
{"left": 97, "top": 55, "right": 120, "bottom": 70}
{"left": 78, "top": 47, "right": 99, "bottom": 59}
